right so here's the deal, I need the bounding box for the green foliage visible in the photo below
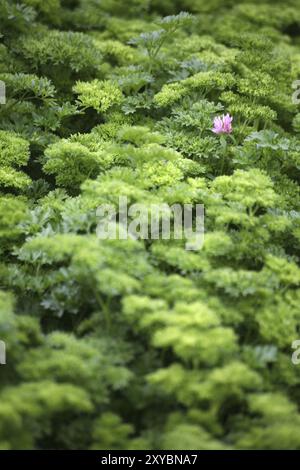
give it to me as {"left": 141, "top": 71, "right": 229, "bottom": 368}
{"left": 0, "top": 0, "right": 300, "bottom": 451}
{"left": 73, "top": 80, "right": 124, "bottom": 113}
{"left": 0, "top": 131, "right": 31, "bottom": 191}
{"left": 16, "top": 30, "right": 102, "bottom": 75}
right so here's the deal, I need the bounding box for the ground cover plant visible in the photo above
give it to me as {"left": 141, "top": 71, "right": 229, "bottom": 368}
{"left": 1, "top": 0, "right": 300, "bottom": 450}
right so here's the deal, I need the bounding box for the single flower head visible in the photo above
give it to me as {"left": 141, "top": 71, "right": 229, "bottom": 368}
{"left": 212, "top": 113, "right": 233, "bottom": 134}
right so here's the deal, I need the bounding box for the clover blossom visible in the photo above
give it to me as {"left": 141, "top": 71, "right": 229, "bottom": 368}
{"left": 212, "top": 113, "right": 233, "bottom": 134}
